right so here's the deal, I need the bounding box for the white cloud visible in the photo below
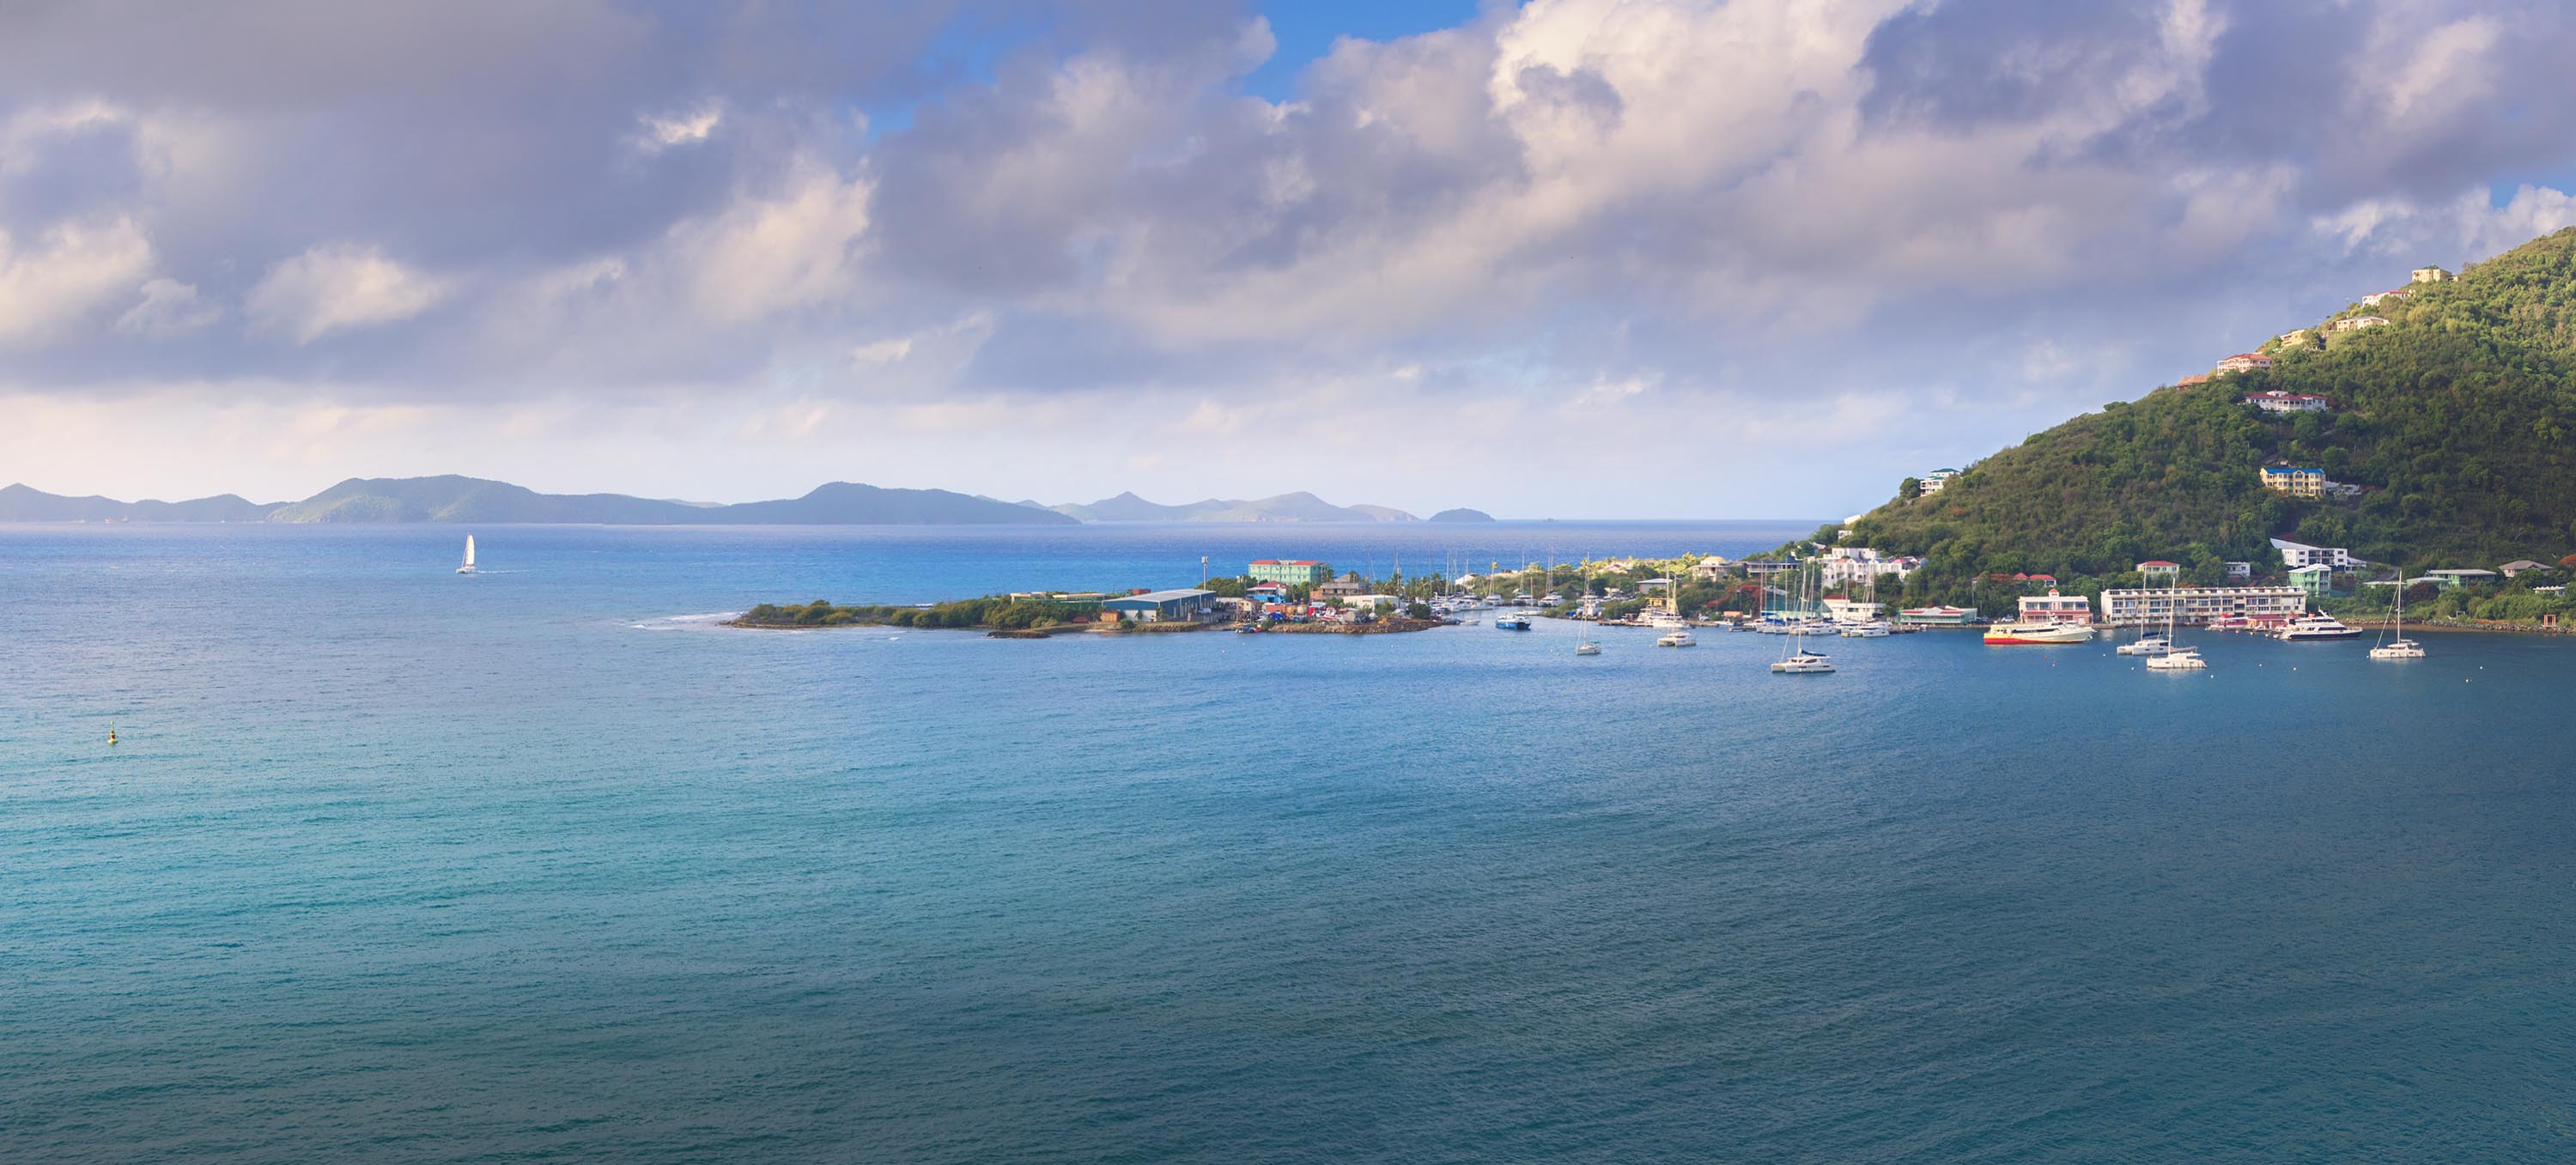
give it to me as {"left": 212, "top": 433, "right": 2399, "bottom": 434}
{"left": 0, "top": 217, "right": 156, "bottom": 347}
{"left": 115, "top": 277, "right": 222, "bottom": 338}
{"left": 635, "top": 104, "right": 723, "bottom": 153}
{"left": 671, "top": 164, "right": 872, "bottom": 324}
{"left": 246, "top": 244, "right": 454, "bottom": 343}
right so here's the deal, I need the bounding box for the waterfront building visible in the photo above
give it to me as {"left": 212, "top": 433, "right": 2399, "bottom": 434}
{"left": 1102, "top": 588, "right": 1218, "bottom": 622}
{"left": 1896, "top": 605, "right": 1979, "bottom": 626}
{"left": 2289, "top": 565, "right": 2332, "bottom": 596}
{"left": 2270, "top": 538, "right": 2356, "bottom": 569}
{"left": 2099, "top": 585, "right": 2307, "bottom": 626}
{"left": 2017, "top": 590, "right": 2093, "bottom": 626}
{"left": 2260, "top": 466, "right": 2325, "bottom": 498}
{"left": 1247, "top": 582, "right": 1289, "bottom": 602}
{"left": 1822, "top": 598, "right": 1885, "bottom": 624}
{"left": 1249, "top": 559, "right": 1332, "bottom": 586}
{"left": 1312, "top": 579, "right": 1365, "bottom": 601}
{"left": 2244, "top": 391, "right": 2331, "bottom": 415}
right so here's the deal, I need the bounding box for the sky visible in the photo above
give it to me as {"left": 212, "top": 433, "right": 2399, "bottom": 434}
{"left": 5, "top": 0, "right": 2576, "bottom": 519}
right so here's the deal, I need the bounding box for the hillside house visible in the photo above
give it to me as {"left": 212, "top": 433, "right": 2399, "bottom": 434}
{"left": 2411, "top": 265, "right": 2452, "bottom": 283}
{"left": 2362, "top": 288, "right": 2413, "bottom": 306}
{"left": 2500, "top": 560, "right": 2552, "bottom": 579}
{"left": 2136, "top": 560, "right": 2181, "bottom": 583}
{"left": 2215, "top": 353, "right": 2274, "bottom": 374}
{"left": 2259, "top": 466, "right": 2325, "bottom": 498}
{"left": 2276, "top": 330, "right": 2309, "bottom": 346}
{"left": 2288, "top": 564, "right": 2333, "bottom": 595}
{"left": 2330, "top": 316, "right": 2389, "bottom": 331}
{"left": 2271, "top": 538, "right": 2356, "bottom": 569}
{"left": 1918, "top": 469, "right": 1960, "bottom": 495}
{"left": 2245, "top": 391, "right": 2331, "bottom": 415}
{"left": 2226, "top": 561, "right": 2254, "bottom": 579}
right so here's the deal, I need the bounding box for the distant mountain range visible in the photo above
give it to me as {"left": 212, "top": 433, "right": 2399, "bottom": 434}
{"left": 3, "top": 476, "right": 1075, "bottom": 525}
{"left": 1039, "top": 491, "right": 1424, "bottom": 523}
{"left": 0, "top": 476, "right": 1477, "bottom": 525}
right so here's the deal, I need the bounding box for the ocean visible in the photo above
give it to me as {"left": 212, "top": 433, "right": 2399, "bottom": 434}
{"left": 4, "top": 522, "right": 2573, "bottom": 1162}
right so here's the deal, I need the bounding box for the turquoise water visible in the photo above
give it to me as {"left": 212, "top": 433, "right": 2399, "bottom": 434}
{"left": 5, "top": 523, "right": 2574, "bottom": 1162}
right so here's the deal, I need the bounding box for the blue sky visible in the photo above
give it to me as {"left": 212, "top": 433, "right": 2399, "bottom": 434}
{"left": 3, "top": 0, "right": 2575, "bottom": 517}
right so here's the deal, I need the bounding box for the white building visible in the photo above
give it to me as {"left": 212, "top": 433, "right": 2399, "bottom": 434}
{"left": 2099, "top": 586, "right": 2307, "bottom": 626}
{"left": 1820, "top": 548, "right": 1921, "bottom": 589}
{"left": 2330, "top": 316, "right": 2389, "bottom": 331}
{"left": 1918, "top": 469, "right": 1960, "bottom": 495}
{"left": 2362, "top": 288, "right": 2412, "bottom": 307}
{"left": 2271, "top": 538, "right": 2358, "bottom": 570}
{"left": 1822, "top": 598, "right": 1885, "bottom": 624}
{"left": 2215, "top": 353, "right": 2274, "bottom": 373}
{"left": 2017, "top": 591, "right": 2093, "bottom": 626}
{"left": 2244, "top": 391, "right": 2331, "bottom": 415}
{"left": 1688, "top": 557, "right": 1733, "bottom": 580}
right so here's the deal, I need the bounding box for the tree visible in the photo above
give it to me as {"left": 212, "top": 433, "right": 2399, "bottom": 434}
{"left": 1899, "top": 476, "right": 1922, "bottom": 500}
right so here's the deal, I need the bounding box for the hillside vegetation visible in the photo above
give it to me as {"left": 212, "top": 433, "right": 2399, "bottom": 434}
{"left": 1853, "top": 227, "right": 2576, "bottom": 605}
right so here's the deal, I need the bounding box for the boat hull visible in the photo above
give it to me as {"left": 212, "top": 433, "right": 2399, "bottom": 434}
{"left": 1982, "top": 624, "right": 2094, "bottom": 645}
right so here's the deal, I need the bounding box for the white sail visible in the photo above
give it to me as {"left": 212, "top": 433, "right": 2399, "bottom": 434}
{"left": 458, "top": 535, "right": 477, "bottom": 573}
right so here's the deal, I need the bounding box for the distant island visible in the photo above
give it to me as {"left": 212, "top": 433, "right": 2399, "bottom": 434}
{"left": 1038, "top": 490, "right": 1422, "bottom": 523}
{"left": 1428, "top": 507, "right": 1494, "bottom": 523}
{"left": 3, "top": 476, "right": 1481, "bottom": 527}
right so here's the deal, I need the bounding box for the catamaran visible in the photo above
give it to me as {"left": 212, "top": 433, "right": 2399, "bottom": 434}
{"left": 2143, "top": 574, "right": 2205, "bottom": 670}
{"left": 2369, "top": 574, "right": 2425, "bottom": 659}
{"left": 456, "top": 535, "right": 477, "bottom": 574}
{"left": 1771, "top": 558, "right": 1834, "bottom": 673}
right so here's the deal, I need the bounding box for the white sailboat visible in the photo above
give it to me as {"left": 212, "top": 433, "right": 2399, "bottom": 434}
{"left": 1577, "top": 562, "right": 1602, "bottom": 655}
{"left": 1771, "top": 557, "right": 1835, "bottom": 674}
{"left": 455, "top": 534, "right": 477, "bottom": 575}
{"left": 2369, "top": 571, "right": 2425, "bottom": 659}
{"left": 2143, "top": 573, "right": 2204, "bottom": 670}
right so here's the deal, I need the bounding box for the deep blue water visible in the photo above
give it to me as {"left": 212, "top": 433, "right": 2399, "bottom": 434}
{"left": 5, "top": 522, "right": 2574, "bottom": 1162}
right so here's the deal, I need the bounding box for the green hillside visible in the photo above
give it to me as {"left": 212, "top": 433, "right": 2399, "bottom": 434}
{"left": 1853, "top": 227, "right": 2576, "bottom": 606}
